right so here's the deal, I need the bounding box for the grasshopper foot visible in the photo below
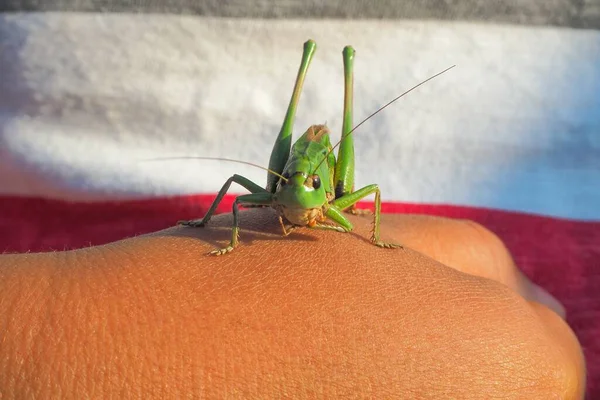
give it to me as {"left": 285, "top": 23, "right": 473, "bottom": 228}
{"left": 209, "top": 245, "right": 235, "bottom": 256}
{"left": 178, "top": 219, "right": 206, "bottom": 228}
{"left": 309, "top": 222, "right": 348, "bottom": 233}
{"left": 371, "top": 237, "right": 404, "bottom": 249}
{"left": 209, "top": 230, "right": 240, "bottom": 256}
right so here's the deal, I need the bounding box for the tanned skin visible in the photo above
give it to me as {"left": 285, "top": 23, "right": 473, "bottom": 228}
{"left": 0, "top": 209, "right": 585, "bottom": 399}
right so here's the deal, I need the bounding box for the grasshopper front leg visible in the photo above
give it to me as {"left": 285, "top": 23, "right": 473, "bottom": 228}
{"left": 179, "top": 174, "right": 273, "bottom": 255}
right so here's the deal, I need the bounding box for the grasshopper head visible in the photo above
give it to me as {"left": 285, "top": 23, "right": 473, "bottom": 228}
{"left": 275, "top": 171, "right": 326, "bottom": 209}
{"left": 273, "top": 158, "right": 327, "bottom": 225}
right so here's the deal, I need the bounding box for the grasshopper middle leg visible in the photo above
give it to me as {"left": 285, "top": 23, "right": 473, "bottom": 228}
{"left": 178, "top": 174, "right": 273, "bottom": 255}
{"left": 331, "top": 184, "right": 403, "bottom": 249}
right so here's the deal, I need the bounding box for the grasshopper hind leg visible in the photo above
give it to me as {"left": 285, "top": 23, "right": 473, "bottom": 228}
{"left": 333, "top": 46, "right": 374, "bottom": 218}
{"left": 334, "top": 45, "right": 370, "bottom": 218}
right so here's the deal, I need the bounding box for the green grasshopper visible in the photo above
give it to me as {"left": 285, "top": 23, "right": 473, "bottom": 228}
{"left": 177, "top": 40, "right": 453, "bottom": 255}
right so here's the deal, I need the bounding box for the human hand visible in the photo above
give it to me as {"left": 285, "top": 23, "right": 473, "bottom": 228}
{"left": 0, "top": 209, "right": 585, "bottom": 398}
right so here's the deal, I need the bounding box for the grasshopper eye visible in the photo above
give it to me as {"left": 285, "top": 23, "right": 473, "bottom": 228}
{"left": 312, "top": 175, "right": 321, "bottom": 190}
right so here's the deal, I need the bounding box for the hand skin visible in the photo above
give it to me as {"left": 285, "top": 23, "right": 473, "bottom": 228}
{"left": 0, "top": 209, "right": 585, "bottom": 399}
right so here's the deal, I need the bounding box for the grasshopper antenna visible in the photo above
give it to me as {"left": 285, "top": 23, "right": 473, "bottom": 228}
{"left": 143, "top": 156, "right": 289, "bottom": 182}
{"left": 312, "top": 65, "right": 456, "bottom": 173}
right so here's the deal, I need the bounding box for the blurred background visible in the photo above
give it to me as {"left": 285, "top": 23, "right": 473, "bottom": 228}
{"left": 1, "top": 0, "right": 599, "bottom": 396}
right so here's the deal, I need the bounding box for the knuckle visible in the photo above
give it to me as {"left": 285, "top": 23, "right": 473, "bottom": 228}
{"left": 459, "top": 219, "right": 508, "bottom": 254}
{"left": 455, "top": 219, "right": 516, "bottom": 279}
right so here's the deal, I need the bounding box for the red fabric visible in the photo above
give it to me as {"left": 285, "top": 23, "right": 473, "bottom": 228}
{"left": 1, "top": 194, "right": 598, "bottom": 396}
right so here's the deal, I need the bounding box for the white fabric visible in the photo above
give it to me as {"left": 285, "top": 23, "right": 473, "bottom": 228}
{"left": 1, "top": 14, "right": 599, "bottom": 219}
